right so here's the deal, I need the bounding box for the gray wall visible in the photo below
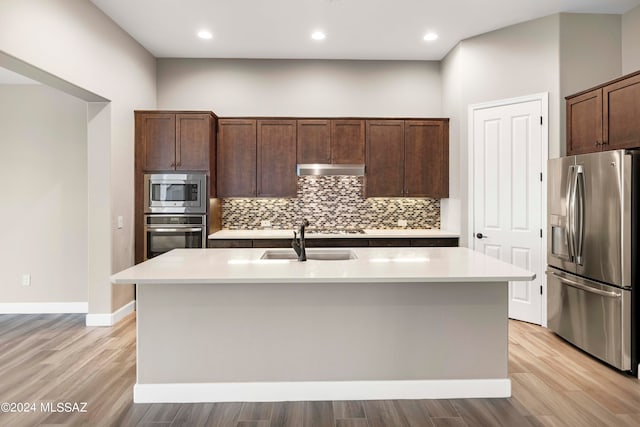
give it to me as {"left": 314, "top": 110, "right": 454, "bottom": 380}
{"left": 442, "top": 14, "right": 561, "bottom": 247}
{"left": 157, "top": 59, "right": 442, "bottom": 117}
{"left": 559, "top": 13, "right": 622, "bottom": 153}
{"left": 622, "top": 5, "right": 640, "bottom": 74}
{"left": 0, "top": 85, "right": 88, "bottom": 303}
{"left": 0, "top": 0, "right": 156, "bottom": 314}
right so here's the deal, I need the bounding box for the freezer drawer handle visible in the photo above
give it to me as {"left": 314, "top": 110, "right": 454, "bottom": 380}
{"left": 550, "top": 272, "right": 621, "bottom": 298}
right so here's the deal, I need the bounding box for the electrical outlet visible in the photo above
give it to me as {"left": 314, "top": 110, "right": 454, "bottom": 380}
{"left": 398, "top": 219, "right": 408, "bottom": 227}
{"left": 260, "top": 220, "right": 272, "bottom": 228}
{"left": 117, "top": 216, "right": 124, "bottom": 229}
{"left": 22, "top": 274, "right": 31, "bottom": 287}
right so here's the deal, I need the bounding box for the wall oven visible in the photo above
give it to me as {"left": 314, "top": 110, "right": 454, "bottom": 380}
{"left": 144, "top": 173, "right": 207, "bottom": 214}
{"left": 144, "top": 214, "right": 207, "bottom": 260}
{"left": 143, "top": 173, "right": 208, "bottom": 260}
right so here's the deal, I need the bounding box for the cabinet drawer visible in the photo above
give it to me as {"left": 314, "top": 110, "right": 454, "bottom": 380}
{"left": 410, "top": 238, "right": 458, "bottom": 247}
{"left": 368, "top": 238, "right": 411, "bottom": 247}
{"left": 252, "top": 239, "right": 291, "bottom": 248}
{"left": 306, "top": 238, "right": 369, "bottom": 248}
{"left": 208, "top": 240, "right": 252, "bottom": 248}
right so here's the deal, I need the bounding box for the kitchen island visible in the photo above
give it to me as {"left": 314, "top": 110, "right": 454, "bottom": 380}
{"left": 111, "top": 247, "right": 534, "bottom": 403}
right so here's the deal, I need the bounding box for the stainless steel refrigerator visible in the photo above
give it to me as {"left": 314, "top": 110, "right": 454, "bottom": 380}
{"left": 547, "top": 149, "right": 639, "bottom": 373}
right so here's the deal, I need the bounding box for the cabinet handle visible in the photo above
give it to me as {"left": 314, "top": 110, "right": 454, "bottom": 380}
{"left": 595, "top": 141, "right": 601, "bottom": 147}
{"left": 170, "top": 161, "right": 175, "bottom": 167}
{"left": 602, "top": 140, "right": 609, "bottom": 146}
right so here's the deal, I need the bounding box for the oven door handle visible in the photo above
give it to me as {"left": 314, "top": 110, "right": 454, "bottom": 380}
{"left": 549, "top": 272, "right": 621, "bottom": 298}
{"left": 148, "top": 227, "right": 204, "bottom": 233}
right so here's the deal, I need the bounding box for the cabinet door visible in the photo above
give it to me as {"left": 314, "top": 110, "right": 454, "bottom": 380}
{"left": 257, "top": 120, "right": 297, "bottom": 197}
{"left": 603, "top": 73, "right": 640, "bottom": 151}
{"left": 566, "top": 89, "right": 603, "bottom": 155}
{"left": 331, "top": 120, "right": 365, "bottom": 164}
{"left": 175, "top": 114, "right": 211, "bottom": 171}
{"left": 139, "top": 113, "right": 176, "bottom": 171}
{"left": 217, "top": 119, "right": 257, "bottom": 197}
{"left": 297, "top": 120, "right": 330, "bottom": 163}
{"left": 365, "top": 120, "right": 404, "bottom": 197}
{"left": 404, "top": 120, "right": 449, "bottom": 198}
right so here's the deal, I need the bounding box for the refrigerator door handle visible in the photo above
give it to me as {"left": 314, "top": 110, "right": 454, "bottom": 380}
{"left": 565, "top": 165, "right": 575, "bottom": 262}
{"left": 574, "top": 165, "right": 585, "bottom": 265}
{"left": 549, "top": 271, "right": 621, "bottom": 298}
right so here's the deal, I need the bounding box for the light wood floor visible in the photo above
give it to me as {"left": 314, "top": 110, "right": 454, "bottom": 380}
{"left": 0, "top": 314, "right": 639, "bottom": 426}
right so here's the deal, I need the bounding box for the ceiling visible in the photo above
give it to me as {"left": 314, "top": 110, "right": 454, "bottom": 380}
{"left": 91, "top": 0, "right": 640, "bottom": 60}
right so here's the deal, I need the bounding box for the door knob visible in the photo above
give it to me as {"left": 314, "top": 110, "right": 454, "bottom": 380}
{"left": 476, "top": 233, "right": 487, "bottom": 239}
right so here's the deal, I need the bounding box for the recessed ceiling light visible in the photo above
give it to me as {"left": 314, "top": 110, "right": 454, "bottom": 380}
{"left": 198, "top": 30, "right": 213, "bottom": 40}
{"left": 311, "top": 31, "right": 326, "bottom": 41}
{"left": 423, "top": 32, "right": 438, "bottom": 41}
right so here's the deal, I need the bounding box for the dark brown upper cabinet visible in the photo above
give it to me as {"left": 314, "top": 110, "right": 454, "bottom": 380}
{"left": 365, "top": 119, "right": 449, "bottom": 198}
{"left": 217, "top": 119, "right": 257, "bottom": 197}
{"left": 331, "top": 120, "right": 365, "bottom": 164}
{"left": 405, "top": 120, "right": 449, "bottom": 198}
{"left": 297, "top": 119, "right": 365, "bottom": 165}
{"left": 257, "top": 120, "right": 297, "bottom": 197}
{"left": 566, "top": 89, "right": 603, "bottom": 155}
{"left": 566, "top": 70, "right": 640, "bottom": 155}
{"left": 603, "top": 72, "right": 640, "bottom": 151}
{"left": 365, "top": 120, "right": 405, "bottom": 197}
{"left": 297, "top": 120, "right": 331, "bottom": 164}
{"left": 136, "top": 112, "right": 213, "bottom": 172}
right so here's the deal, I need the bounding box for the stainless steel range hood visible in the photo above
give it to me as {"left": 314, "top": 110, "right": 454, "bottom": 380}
{"left": 297, "top": 163, "right": 365, "bottom": 176}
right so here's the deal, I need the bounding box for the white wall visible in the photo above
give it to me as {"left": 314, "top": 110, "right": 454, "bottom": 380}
{"left": 0, "top": 85, "right": 87, "bottom": 303}
{"left": 157, "top": 59, "right": 442, "bottom": 117}
{"left": 442, "top": 14, "right": 561, "bottom": 247}
{"left": 622, "top": 5, "right": 640, "bottom": 74}
{"left": 0, "top": 0, "right": 156, "bottom": 315}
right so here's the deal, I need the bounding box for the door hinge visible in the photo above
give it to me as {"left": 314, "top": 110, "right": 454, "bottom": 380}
{"left": 540, "top": 116, "right": 543, "bottom": 125}
{"left": 540, "top": 229, "right": 543, "bottom": 238}
{"left": 540, "top": 285, "right": 543, "bottom": 295}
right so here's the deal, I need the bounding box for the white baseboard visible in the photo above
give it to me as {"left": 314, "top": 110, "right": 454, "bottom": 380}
{"left": 133, "top": 379, "right": 511, "bottom": 403}
{"left": 0, "top": 302, "right": 88, "bottom": 314}
{"left": 85, "top": 300, "right": 136, "bottom": 326}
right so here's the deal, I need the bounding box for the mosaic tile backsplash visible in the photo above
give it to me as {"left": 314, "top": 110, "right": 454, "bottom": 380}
{"left": 222, "top": 176, "right": 440, "bottom": 229}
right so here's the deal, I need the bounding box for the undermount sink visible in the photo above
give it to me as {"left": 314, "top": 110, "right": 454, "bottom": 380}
{"left": 260, "top": 249, "right": 358, "bottom": 261}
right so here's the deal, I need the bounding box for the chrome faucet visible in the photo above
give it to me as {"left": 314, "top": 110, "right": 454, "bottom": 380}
{"left": 292, "top": 218, "right": 310, "bottom": 261}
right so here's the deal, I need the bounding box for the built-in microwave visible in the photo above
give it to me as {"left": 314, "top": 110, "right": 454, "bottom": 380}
{"left": 143, "top": 173, "right": 207, "bottom": 214}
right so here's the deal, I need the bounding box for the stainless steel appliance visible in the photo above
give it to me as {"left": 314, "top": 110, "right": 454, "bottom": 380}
{"left": 144, "top": 173, "right": 207, "bottom": 214}
{"left": 547, "top": 149, "right": 639, "bottom": 373}
{"left": 144, "top": 214, "right": 207, "bottom": 260}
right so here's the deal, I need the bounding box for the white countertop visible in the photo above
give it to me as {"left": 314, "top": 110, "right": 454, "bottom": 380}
{"left": 208, "top": 228, "right": 460, "bottom": 239}
{"left": 111, "top": 247, "right": 534, "bottom": 285}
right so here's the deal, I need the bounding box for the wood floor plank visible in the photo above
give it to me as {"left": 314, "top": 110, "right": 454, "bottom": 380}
{"left": 206, "top": 402, "right": 242, "bottom": 427}
{"left": 238, "top": 402, "right": 273, "bottom": 421}
{"left": 270, "top": 401, "right": 304, "bottom": 427}
{"left": 303, "top": 401, "right": 334, "bottom": 427}
{"left": 333, "top": 401, "right": 366, "bottom": 419}
{"left": 336, "top": 419, "right": 370, "bottom": 427}
{"left": 363, "top": 401, "right": 410, "bottom": 427}
{"left": 171, "top": 403, "right": 216, "bottom": 426}
{"left": 422, "top": 400, "right": 461, "bottom": 418}
{"left": 430, "top": 417, "right": 468, "bottom": 427}
{"left": 395, "top": 400, "right": 434, "bottom": 427}
{"left": 452, "top": 398, "right": 534, "bottom": 427}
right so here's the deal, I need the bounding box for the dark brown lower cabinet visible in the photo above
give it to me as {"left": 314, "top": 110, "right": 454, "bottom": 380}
{"left": 208, "top": 237, "right": 459, "bottom": 248}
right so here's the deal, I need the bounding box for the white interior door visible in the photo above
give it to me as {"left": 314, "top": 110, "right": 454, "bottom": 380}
{"left": 472, "top": 98, "right": 544, "bottom": 325}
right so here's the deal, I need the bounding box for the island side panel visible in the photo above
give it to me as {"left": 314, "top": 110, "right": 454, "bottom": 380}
{"left": 136, "top": 281, "right": 508, "bottom": 384}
